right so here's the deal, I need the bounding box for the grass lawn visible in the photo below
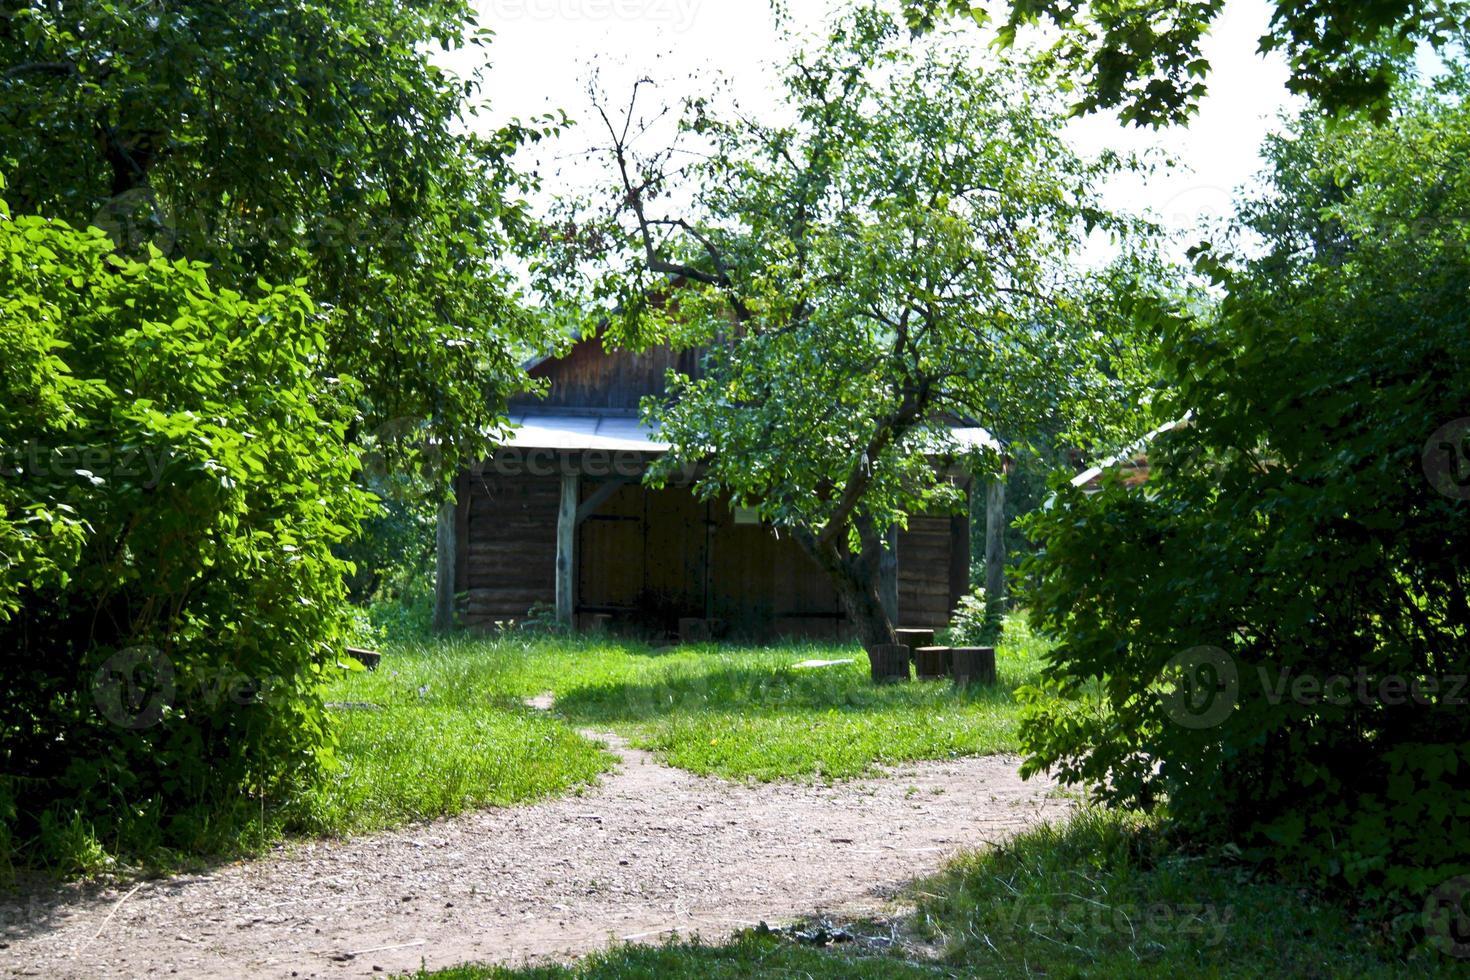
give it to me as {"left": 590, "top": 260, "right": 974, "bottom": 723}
{"left": 399, "top": 808, "right": 1453, "bottom": 979}
{"left": 296, "top": 619, "right": 1048, "bottom": 835}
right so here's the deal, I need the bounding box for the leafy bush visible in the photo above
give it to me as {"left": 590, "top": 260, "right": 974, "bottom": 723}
{"left": 1016, "top": 75, "right": 1470, "bottom": 942}
{"left": 0, "top": 199, "right": 372, "bottom": 869}
{"left": 946, "top": 586, "right": 999, "bottom": 646}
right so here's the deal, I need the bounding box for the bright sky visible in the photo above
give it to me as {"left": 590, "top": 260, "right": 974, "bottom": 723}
{"left": 442, "top": 0, "right": 1303, "bottom": 254}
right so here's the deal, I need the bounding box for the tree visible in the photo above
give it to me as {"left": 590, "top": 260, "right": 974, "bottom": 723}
{"left": 902, "top": 0, "right": 1470, "bottom": 125}
{"left": 0, "top": 0, "right": 556, "bottom": 488}
{"left": 1017, "top": 67, "right": 1470, "bottom": 933}
{"left": 0, "top": 192, "right": 372, "bottom": 866}
{"left": 548, "top": 6, "right": 1160, "bottom": 650}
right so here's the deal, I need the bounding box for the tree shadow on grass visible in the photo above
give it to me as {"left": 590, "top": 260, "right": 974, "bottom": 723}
{"left": 549, "top": 659, "right": 1027, "bottom": 730}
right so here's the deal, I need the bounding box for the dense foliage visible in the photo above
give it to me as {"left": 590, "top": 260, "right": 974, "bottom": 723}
{"left": 0, "top": 199, "right": 371, "bottom": 869}
{"left": 553, "top": 8, "right": 1161, "bottom": 647}
{"left": 903, "top": 0, "right": 1470, "bottom": 125}
{"left": 0, "top": 0, "right": 555, "bottom": 486}
{"left": 1017, "top": 71, "right": 1470, "bottom": 938}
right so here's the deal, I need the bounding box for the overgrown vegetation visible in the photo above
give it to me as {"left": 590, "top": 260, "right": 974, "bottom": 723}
{"left": 0, "top": 0, "right": 557, "bottom": 876}
{"left": 1018, "top": 68, "right": 1470, "bottom": 943}
{"left": 0, "top": 198, "right": 370, "bottom": 873}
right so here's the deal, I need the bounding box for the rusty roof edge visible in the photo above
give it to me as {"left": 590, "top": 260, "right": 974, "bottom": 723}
{"left": 1067, "top": 412, "right": 1196, "bottom": 490}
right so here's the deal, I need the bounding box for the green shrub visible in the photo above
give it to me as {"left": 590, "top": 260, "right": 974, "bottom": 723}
{"left": 946, "top": 586, "right": 999, "bottom": 645}
{"left": 1016, "top": 76, "right": 1470, "bottom": 943}
{"left": 0, "top": 197, "right": 372, "bottom": 869}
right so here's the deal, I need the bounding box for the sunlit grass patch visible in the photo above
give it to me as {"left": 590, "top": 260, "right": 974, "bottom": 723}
{"left": 302, "top": 617, "right": 1049, "bottom": 835}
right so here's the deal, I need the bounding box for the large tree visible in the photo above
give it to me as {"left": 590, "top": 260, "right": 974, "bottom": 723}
{"left": 1018, "top": 65, "right": 1470, "bottom": 929}
{"left": 904, "top": 0, "right": 1470, "bottom": 125}
{"left": 547, "top": 7, "right": 1161, "bottom": 649}
{"left": 0, "top": 0, "right": 555, "bottom": 485}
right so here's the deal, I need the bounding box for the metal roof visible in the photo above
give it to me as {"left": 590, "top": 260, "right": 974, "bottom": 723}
{"left": 504, "top": 411, "right": 669, "bottom": 453}
{"left": 1068, "top": 415, "right": 1192, "bottom": 491}
{"left": 503, "top": 410, "right": 997, "bottom": 456}
{"left": 945, "top": 427, "right": 1003, "bottom": 455}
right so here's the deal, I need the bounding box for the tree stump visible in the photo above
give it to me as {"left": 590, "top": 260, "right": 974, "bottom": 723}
{"left": 867, "top": 644, "right": 911, "bottom": 684}
{"left": 915, "top": 646, "right": 951, "bottom": 680}
{"left": 952, "top": 646, "right": 997, "bottom": 687}
{"left": 345, "top": 646, "right": 381, "bottom": 671}
{"left": 895, "top": 628, "right": 936, "bottom": 654}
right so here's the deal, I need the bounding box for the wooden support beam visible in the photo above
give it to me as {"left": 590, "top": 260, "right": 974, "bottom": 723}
{"left": 575, "top": 476, "right": 632, "bottom": 525}
{"left": 433, "top": 497, "right": 456, "bottom": 633}
{"left": 879, "top": 525, "right": 899, "bottom": 626}
{"left": 556, "top": 472, "right": 578, "bottom": 628}
{"left": 950, "top": 489, "right": 971, "bottom": 614}
{"left": 984, "top": 476, "right": 1006, "bottom": 617}
{"left": 454, "top": 471, "right": 470, "bottom": 615}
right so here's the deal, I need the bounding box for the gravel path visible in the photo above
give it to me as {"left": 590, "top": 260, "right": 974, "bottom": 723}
{"left": 0, "top": 730, "right": 1069, "bottom": 979}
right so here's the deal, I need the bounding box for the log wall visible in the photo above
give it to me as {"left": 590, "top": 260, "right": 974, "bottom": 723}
{"left": 512, "top": 336, "right": 704, "bottom": 412}
{"left": 459, "top": 469, "right": 968, "bottom": 636}
{"left": 460, "top": 470, "right": 560, "bottom": 625}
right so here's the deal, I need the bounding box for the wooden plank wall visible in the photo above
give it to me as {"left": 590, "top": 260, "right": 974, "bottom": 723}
{"left": 460, "top": 470, "right": 559, "bottom": 625}
{"left": 460, "top": 470, "right": 968, "bottom": 635}
{"left": 575, "top": 480, "right": 848, "bottom": 639}
{"left": 895, "top": 516, "right": 965, "bottom": 630}
{"left": 513, "top": 336, "right": 704, "bottom": 412}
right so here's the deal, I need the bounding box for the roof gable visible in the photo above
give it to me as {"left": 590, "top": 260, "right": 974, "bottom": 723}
{"left": 511, "top": 334, "right": 704, "bottom": 412}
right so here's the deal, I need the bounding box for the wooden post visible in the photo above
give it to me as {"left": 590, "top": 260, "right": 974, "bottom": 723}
{"left": 867, "top": 644, "right": 911, "bottom": 684}
{"left": 879, "top": 525, "right": 899, "bottom": 627}
{"left": 915, "top": 646, "right": 951, "bottom": 680}
{"left": 953, "top": 646, "right": 997, "bottom": 687}
{"left": 556, "top": 472, "right": 578, "bottom": 629}
{"left": 984, "top": 475, "right": 1006, "bottom": 620}
{"left": 433, "top": 497, "right": 456, "bottom": 633}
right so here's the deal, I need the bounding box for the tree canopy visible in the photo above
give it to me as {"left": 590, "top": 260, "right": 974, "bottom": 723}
{"left": 903, "top": 0, "right": 1470, "bottom": 125}
{"left": 0, "top": 0, "right": 557, "bottom": 487}
{"left": 549, "top": 7, "right": 1164, "bottom": 646}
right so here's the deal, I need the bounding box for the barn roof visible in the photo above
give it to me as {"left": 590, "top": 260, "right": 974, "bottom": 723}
{"left": 1068, "top": 415, "right": 1192, "bottom": 493}
{"left": 504, "top": 410, "right": 668, "bottom": 453}
{"left": 502, "top": 408, "right": 997, "bottom": 457}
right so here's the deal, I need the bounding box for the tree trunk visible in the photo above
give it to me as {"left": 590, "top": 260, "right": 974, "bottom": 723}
{"left": 793, "top": 525, "right": 896, "bottom": 651}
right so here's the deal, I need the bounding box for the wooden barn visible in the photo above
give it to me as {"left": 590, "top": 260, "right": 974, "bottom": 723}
{"left": 440, "top": 335, "right": 992, "bottom": 639}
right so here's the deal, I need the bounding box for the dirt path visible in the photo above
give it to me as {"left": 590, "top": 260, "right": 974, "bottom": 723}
{"left": 0, "top": 727, "right": 1070, "bottom": 979}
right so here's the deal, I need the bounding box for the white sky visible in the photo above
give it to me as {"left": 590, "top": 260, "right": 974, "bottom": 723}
{"left": 441, "top": 0, "right": 1303, "bottom": 255}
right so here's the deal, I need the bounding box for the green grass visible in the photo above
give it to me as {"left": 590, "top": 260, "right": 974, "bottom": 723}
{"left": 397, "top": 934, "right": 938, "bottom": 979}
{"left": 323, "top": 618, "right": 1047, "bottom": 792}
{"left": 403, "top": 808, "right": 1458, "bottom": 979}
{"left": 290, "top": 699, "right": 615, "bottom": 836}
{"left": 295, "top": 620, "right": 1046, "bottom": 836}
{"left": 913, "top": 808, "right": 1444, "bottom": 978}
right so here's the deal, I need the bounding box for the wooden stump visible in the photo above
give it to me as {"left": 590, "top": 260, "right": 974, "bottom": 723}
{"left": 867, "top": 644, "right": 911, "bottom": 684}
{"left": 915, "top": 646, "right": 951, "bottom": 680}
{"left": 345, "top": 646, "right": 381, "bottom": 671}
{"left": 895, "top": 629, "right": 936, "bottom": 658}
{"left": 590, "top": 613, "right": 613, "bottom": 634}
{"left": 952, "top": 646, "right": 997, "bottom": 687}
